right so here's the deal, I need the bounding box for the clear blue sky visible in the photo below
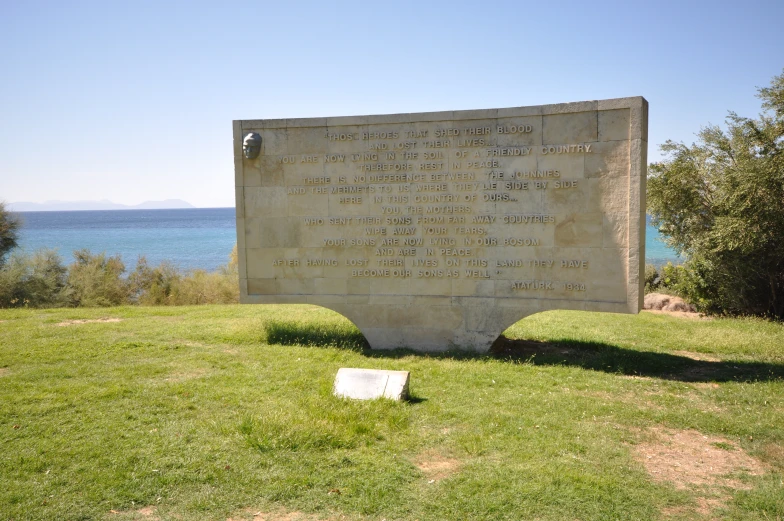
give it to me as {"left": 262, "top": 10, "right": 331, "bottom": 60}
{"left": 2, "top": 0, "right": 782, "bottom": 208}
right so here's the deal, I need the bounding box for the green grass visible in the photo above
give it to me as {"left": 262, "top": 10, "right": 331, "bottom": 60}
{"left": 1, "top": 305, "right": 782, "bottom": 520}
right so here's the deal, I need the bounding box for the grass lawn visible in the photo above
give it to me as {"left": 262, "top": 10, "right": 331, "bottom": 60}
{"left": 1, "top": 305, "right": 783, "bottom": 521}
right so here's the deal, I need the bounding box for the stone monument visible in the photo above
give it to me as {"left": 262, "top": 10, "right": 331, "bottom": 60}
{"left": 234, "top": 98, "right": 647, "bottom": 352}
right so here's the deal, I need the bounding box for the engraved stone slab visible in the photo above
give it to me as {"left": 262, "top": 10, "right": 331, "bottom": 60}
{"left": 234, "top": 98, "right": 648, "bottom": 352}
{"left": 333, "top": 368, "right": 410, "bottom": 401}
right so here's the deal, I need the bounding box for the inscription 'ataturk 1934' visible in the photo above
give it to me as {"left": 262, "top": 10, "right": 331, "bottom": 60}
{"left": 234, "top": 98, "right": 648, "bottom": 352}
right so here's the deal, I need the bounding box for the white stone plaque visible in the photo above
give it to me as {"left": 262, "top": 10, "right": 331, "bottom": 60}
{"left": 234, "top": 98, "right": 648, "bottom": 352}
{"left": 333, "top": 368, "right": 410, "bottom": 401}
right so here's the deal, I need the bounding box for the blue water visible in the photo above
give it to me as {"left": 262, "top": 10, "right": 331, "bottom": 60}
{"left": 15, "top": 208, "right": 680, "bottom": 272}
{"left": 16, "top": 208, "right": 237, "bottom": 272}
{"left": 645, "top": 215, "right": 682, "bottom": 267}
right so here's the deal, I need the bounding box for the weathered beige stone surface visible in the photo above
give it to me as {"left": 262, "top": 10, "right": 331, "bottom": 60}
{"left": 333, "top": 368, "right": 410, "bottom": 401}
{"left": 235, "top": 98, "right": 647, "bottom": 352}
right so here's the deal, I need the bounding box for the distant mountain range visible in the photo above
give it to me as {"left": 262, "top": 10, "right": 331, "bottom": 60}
{"left": 8, "top": 199, "right": 196, "bottom": 212}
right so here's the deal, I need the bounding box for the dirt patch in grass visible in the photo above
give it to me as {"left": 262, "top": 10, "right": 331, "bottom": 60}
{"left": 414, "top": 450, "right": 462, "bottom": 481}
{"left": 170, "top": 340, "right": 205, "bottom": 348}
{"left": 672, "top": 350, "right": 723, "bottom": 362}
{"left": 635, "top": 427, "right": 765, "bottom": 517}
{"left": 109, "top": 505, "right": 159, "bottom": 519}
{"left": 695, "top": 497, "right": 726, "bottom": 517}
{"left": 0, "top": 367, "right": 9, "bottom": 377}
{"left": 165, "top": 367, "right": 210, "bottom": 382}
{"left": 661, "top": 496, "right": 726, "bottom": 519}
{"left": 228, "top": 509, "right": 344, "bottom": 521}
{"left": 57, "top": 317, "right": 122, "bottom": 326}
{"left": 635, "top": 427, "right": 764, "bottom": 488}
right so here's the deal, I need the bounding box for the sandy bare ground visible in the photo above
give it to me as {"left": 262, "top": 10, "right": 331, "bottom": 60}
{"left": 109, "top": 505, "right": 159, "bottom": 520}
{"left": 56, "top": 317, "right": 122, "bottom": 326}
{"left": 414, "top": 449, "right": 462, "bottom": 482}
{"left": 227, "top": 510, "right": 352, "bottom": 521}
{"left": 633, "top": 427, "right": 766, "bottom": 518}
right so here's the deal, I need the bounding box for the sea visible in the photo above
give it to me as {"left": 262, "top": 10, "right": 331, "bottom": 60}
{"left": 16, "top": 208, "right": 238, "bottom": 272}
{"left": 14, "top": 208, "right": 680, "bottom": 272}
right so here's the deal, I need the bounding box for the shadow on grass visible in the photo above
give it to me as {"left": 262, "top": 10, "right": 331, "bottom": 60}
{"left": 264, "top": 320, "right": 784, "bottom": 383}
{"left": 487, "top": 337, "right": 784, "bottom": 383}
{"left": 264, "top": 320, "right": 369, "bottom": 352}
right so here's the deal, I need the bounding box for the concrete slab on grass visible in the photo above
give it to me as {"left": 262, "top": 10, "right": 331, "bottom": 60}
{"left": 333, "top": 368, "right": 410, "bottom": 401}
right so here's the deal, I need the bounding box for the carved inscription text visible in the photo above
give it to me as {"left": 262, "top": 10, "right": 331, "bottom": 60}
{"left": 235, "top": 99, "right": 647, "bottom": 351}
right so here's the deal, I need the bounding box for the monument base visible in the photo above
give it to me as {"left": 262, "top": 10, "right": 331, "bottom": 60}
{"left": 246, "top": 293, "right": 633, "bottom": 352}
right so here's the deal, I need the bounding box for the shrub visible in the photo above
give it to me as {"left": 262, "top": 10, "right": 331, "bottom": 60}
{"left": 128, "top": 257, "right": 182, "bottom": 305}
{"left": 130, "top": 246, "right": 239, "bottom": 306}
{"left": 0, "top": 249, "right": 70, "bottom": 308}
{"left": 169, "top": 269, "right": 239, "bottom": 305}
{"left": 644, "top": 264, "right": 660, "bottom": 294}
{"left": 66, "top": 250, "right": 130, "bottom": 307}
{"left": 0, "top": 245, "right": 240, "bottom": 309}
{"left": 658, "top": 262, "right": 697, "bottom": 297}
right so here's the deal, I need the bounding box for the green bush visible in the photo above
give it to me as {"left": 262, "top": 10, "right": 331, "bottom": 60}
{"left": 643, "top": 264, "right": 659, "bottom": 294}
{"left": 66, "top": 249, "right": 130, "bottom": 307}
{"left": 129, "top": 245, "right": 239, "bottom": 306}
{"left": 643, "top": 263, "right": 701, "bottom": 303}
{"left": 168, "top": 268, "right": 239, "bottom": 305}
{"left": 128, "top": 256, "right": 181, "bottom": 305}
{"left": 647, "top": 70, "right": 784, "bottom": 317}
{"left": 0, "top": 245, "right": 239, "bottom": 309}
{"left": 0, "top": 249, "right": 70, "bottom": 308}
{"left": 659, "top": 262, "right": 698, "bottom": 297}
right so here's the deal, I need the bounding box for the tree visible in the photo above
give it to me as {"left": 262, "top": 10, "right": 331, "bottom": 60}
{"left": 0, "top": 202, "right": 21, "bottom": 266}
{"left": 0, "top": 249, "right": 70, "bottom": 308}
{"left": 66, "top": 249, "right": 130, "bottom": 307}
{"left": 127, "top": 256, "right": 181, "bottom": 305}
{"left": 647, "top": 69, "right": 784, "bottom": 318}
